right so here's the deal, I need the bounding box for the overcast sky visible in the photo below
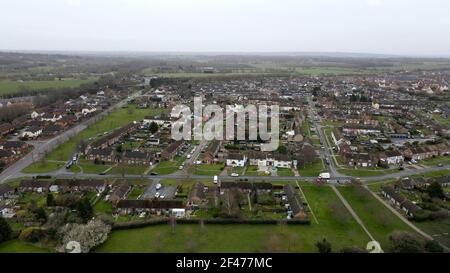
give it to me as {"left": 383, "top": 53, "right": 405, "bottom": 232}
{"left": 1, "top": 0, "right": 449, "bottom": 56}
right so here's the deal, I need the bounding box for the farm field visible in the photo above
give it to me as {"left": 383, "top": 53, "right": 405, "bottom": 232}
{"left": 0, "top": 77, "right": 97, "bottom": 95}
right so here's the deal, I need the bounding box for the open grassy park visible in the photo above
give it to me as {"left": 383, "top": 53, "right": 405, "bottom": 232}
{"left": 337, "top": 186, "right": 415, "bottom": 248}
{"left": 151, "top": 156, "right": 185, "bottom": 175}
{"left": 0, "top": 77, "right": 98, "bottom": 95}
{"left": 298, "top": 159, "right": 326, "bottom": 177}
{"left": 22, "top": 161, "right": 65, "bottom": 173}
{"left": 193, "top": 163, "right": 225, "bottom": 176}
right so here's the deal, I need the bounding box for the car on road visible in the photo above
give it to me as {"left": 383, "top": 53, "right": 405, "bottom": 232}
{"left": 437, "top": 163, "right": 443, "bottom": 167}
{"left": 99, "top": 171, "right": 106, "bottom": 175}
{"left": 178, "top": 166, "right": 183, "bottom": 170}
{"left": 231, "top": 173, "right": 239, "bottom": 177}
{"left": 150, "top": 172, "right": 158, "bottom": 176}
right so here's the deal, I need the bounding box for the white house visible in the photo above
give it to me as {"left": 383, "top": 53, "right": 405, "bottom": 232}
{"left": 22, "top": 126, "right": 42, "bottom": 138}
{"left": 171, "top": 208, "right": 186, "bottom": 218}
{"left": 226, "top": 153, "right": 247, "bottom": 167}
{"left": 30, "top": 111, "right": 44, "bottom": 119}
{"left": 248, "top": 151, "right": 293, "bottom": 171}
{"left": 41, "top": 114, "right": 63, "bottom": 123}
{"left": 82, "top": 107, "right": 97, "bottom": 116}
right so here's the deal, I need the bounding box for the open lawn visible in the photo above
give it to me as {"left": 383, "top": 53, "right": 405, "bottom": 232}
{"left": 412, "top": 169, "right": 450, "bottom": 178}
{"left": 94, "top": 200, "right": 114, "bottom": 214}
{"left": 337, "top": 167, "right": 399, "bottom": 177}
{"left": 0, "top": 240, "right": 49, "bottom": 253}
{"left": 193, "top": 163, "right": 224, "bottom": 176}
{"left": 75, "top": 160, "right": 113, "bottom": 174}
{"left": 0, "top": 77, "right": 98, "bottom": 95}
{"left": 298, "top": 159, "right": 325, "bottom": 177}
{"left": 419, "top": 156, "right": 450, "bottom": 167}
{"left": 277, "top": 168, "right": 295, "bottom": 177}
{"left": 414, "top": 219, "right": 450, "bottom": 248}
{"left": 110, "top": 165, "right": 148, "bottom": 176}
{"left": 151, "top": 156, "right": 185, "bottom": 175}
{"left": 22, "top": 161, "right": 65, "bottom": 173}
{"left": 337, "top": 185, "right": 415, "bottom": 248}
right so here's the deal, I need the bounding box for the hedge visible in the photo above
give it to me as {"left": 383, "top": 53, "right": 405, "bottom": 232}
{"left": 112, "top": 218, "right": 310, "bottom": 230}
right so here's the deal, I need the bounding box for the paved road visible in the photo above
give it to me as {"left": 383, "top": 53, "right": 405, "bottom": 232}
{"left": 0, "top": 91, "right": 141, "bottom": 183}
{"left": 307, "top": 97, "right": 341, "bottom": 177}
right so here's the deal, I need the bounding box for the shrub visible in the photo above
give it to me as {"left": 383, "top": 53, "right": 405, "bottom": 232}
{"left": 0, "top": 217, "right": 12, "bottom": 243}
{"left": 19, "top": 227, "right": 45, "bottom": 243}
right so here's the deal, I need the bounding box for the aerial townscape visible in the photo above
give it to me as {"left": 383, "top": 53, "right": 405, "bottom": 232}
{"left": 0, "top": 52, "right": 448, "bottom": 253}
{"left": 0, "top": 1, "right": 450, "bottom": 262}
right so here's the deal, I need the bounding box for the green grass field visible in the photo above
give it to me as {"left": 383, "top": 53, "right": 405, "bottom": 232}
{"left": 151, "top": 156, "right": 185, "bottom": 175}
{"left": 419, "top": 156, "right": 450, "bottom": 167}
{"left": 414, "top": 219, "right": 450, "bottom": 248}
{"left": 337, "top": 167, "right": 400, "bottom": 177}
{"left": 22, "top": 161, "right": 65, "bottom": 173}
{"left": 0, "top": 240, "right": 49, "bottom": 253}
{"left": 75, "top": 160, "right": 114, "bottom": 174}
{"left": 277, "top": 168, "right": 295, "bottom": 176}
{"left": 0, "top": 78, "right": 97, "bottom": 95}
{"left": 337, "top": 186, "right": 415, "bottom": 248}
{"left": 193, "top": 163, "right": 225, "bottom": 176}
{"left": 298, "top": 159, "right": 326, "bottom": 177}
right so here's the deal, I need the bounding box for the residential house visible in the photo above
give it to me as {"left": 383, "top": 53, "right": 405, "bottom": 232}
{"left": 86, "top": 148, "right": 115, "bottom": 163}
{"left": 0, "top": 184, "right": 14, "bottom": 199}
{"left": 0, "top": 150, "right": 15, "bottom": 164}
{"left": 22, "top": 126, "right": 43, "bottom": 139}
{"left": 204, "top": 140, "right": 222, "bottom": 164}
{"left": 226, "top": 153, "right": 247, "bottom": 167}
{"left": 121, "top": 151, "right": 154, "bottom": 165}
{"left": 161, "top": 140, "right": 184, "bottom": 160}
{"left": 381, "top": 186, "right": 420, "bottom": 217}
{"left": 379, "top": 150, "right": 404, "bottom": 165}
{"left": 110, "top": 182, "right": 132, "bottom": 205}
{"left": 0, "top": 123, "right": 14, "bottom": 136}
{"left": 1, "top": 141, "right": 29, "bottom": 154}
{"left": 283, "top": 184, "right": 307, "bottom": 219}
